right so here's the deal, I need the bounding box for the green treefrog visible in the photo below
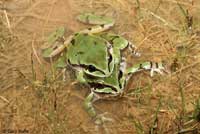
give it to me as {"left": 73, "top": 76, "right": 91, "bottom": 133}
{"left": 42, "top": 13, "right": 165, "bottom": 125}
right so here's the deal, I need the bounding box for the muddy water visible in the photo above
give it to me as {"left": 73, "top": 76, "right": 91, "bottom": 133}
{"left": 0, "top": 0, "right": 200, "bottom": 134}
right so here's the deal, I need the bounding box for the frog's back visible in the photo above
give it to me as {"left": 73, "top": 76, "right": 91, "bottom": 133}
{"left": 67, "top": 33, "right": 111, "bottom": 74}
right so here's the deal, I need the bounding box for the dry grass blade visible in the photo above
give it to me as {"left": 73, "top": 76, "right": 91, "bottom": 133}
{"left": 0, "top": 96, "right": 9, "bottom": 103}
{"left": 31, "top": 35, "right": 42, "bottom": 65}
{"left": 3, "top": 10, "right": 12, "bottom": 33}
{"left": 141, "top": 8, "right": 179, "bottom": 31}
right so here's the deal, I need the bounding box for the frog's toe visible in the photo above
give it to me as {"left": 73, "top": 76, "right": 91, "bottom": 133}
{"left": 154, "top": 68, "right": 164, "bottom": 75}
{"left": 150, "top": 68, "right": 166, "bottom": 76}
{"left": 94, "top": 112, "right": 114, "bottom": 125}
{"left": 94, "top": 113, "right": 115, "bottom": 134}
{"left": 70, "top": 81, "right": 79, "bottom": 85}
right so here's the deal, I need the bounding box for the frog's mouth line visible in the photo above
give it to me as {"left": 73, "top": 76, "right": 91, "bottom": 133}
{"left": 89, "top": 83, "right": 118, "bottom": 93}
{"left": 68, "top": 47, "right": 114, "bottom": 76}
{"left": 86, "top": 70, "right": 124, "bottom": 94}
{"left": 68, "top": 59, "right": 106, "bottom": 75}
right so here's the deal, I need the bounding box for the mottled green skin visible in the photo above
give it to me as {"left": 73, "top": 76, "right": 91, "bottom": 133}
{"left": 66, "top": 33, "right": 114, "bottom": 77}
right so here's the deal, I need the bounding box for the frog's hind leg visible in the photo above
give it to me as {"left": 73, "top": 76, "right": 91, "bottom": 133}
{"left": 77, "top": 13, "right": 115, "bottom": 34}
{"left": 84, "top": 88, "right": 115, "bottom": 126}
{"left": 126, "top": 61, "right": 165, "bottom": 77}
{"left": 79, "top": 24, "right": 114, "bottom": 34}
{"left": 47, "top": 13, "right": 115, "bottom": 57}
{"left": 83, "top": 87, "right": 114, "bottom": 118}
{"left": 84, "top": 91, "right": 97, "bottom": 118}
{"left": 47, "top": 35, "right": 74, "bottom": 58}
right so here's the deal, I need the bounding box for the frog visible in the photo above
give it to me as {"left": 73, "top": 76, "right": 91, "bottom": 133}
{"left": 42, "top": 13, "right": 165, "bottom": 125}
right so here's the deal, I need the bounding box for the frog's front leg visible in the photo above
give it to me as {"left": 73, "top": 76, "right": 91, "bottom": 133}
{"left": 126, "top": 61, "right": 165, "bottom": 77}
{"left": 99, "top": 33, "right": 141, "bottom": 57}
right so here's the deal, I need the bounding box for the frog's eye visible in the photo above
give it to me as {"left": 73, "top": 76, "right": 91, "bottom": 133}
{"left": 88, "top": 65, "right": 96, "bottom": 72}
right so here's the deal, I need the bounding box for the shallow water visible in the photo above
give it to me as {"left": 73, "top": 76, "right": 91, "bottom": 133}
{"left": 0, "top": 0, "right": 200, "bottom": 133}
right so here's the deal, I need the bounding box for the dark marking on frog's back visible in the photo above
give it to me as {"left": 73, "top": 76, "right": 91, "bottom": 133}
{"left": 64, "top": 47, "right": 67, "bottom": 52}
{"left": 100, "top": 24, "right": 105, "bottom": 28}
{"left": 88, "top": 27, "right": 92, "bottom": 31}
{"left": 77, "top": 51, "right": 84, "bottom": 55}
{"left": 71, "top": 39, "right": 75, "bottom": 45}
{"left": 74, "top": 33, "right": 79, "bottom": 36}
{"left": 86, "top": 15, "right": 90, "bottom": 23}
{"left": 94, "top": 41, "right": 97, "bottom": 45}
{"left": 83, "top": 33, "right": 88, "bottom": 36}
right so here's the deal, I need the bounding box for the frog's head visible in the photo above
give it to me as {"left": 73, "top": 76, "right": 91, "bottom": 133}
{"left": 83, "top": 38, "right": 115, "bottom": 77}
{"left": 67, "top": 33, "right": 115, "bottom": 78}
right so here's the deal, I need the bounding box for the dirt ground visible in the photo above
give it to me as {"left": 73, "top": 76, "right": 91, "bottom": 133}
{"left": 0, "top": 0, "right": 200, "bottom": 134}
